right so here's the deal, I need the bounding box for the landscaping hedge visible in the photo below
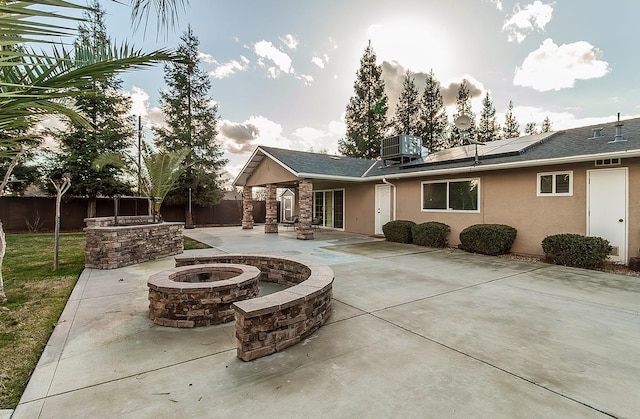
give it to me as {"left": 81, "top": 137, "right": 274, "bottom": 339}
{"left": 382, "top": 220, "right": 416, "bottom": 243}
{"left": 412, "top": 222, "right": 450, "bottom": 248}
{"left": 459, "top": 224, "right": 517, "bottom": 256}
{"left": 542, "top": 233, "right": 612, "bottom": 269}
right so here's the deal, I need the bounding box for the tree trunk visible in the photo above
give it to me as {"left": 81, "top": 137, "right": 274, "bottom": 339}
{"left": 87, "top": 198, "right": 96, "bottom": 218}
{"left": 0, "top": 220, "right": 6, "bottom": 303}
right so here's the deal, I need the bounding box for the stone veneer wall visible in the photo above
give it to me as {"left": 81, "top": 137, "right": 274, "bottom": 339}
{"left": 85, "top": 216, "right": 184, "bottom": 269}
{"left": 175, "top": 253, "right": 333, "bottom": 361}
{"left": 148, "top": 264, "right": 261, "bottom": 328}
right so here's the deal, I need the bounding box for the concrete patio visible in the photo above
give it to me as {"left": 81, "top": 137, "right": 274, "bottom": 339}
{"left": 10, "top": 226, "right": 640, "bottom": 418}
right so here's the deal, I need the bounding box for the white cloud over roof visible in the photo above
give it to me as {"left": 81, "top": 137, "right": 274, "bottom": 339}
{"left": 311, "top": 56, "right": 325, "bottom": 69}
{"left": 209, "top": 56, "right": 250, "bottom": 79}
{"left": 254, "top": 40, "right": 294, "bottom": 75}
{"left": 502, "top": 1, "right": 554, "bottom": 43}
{"left": 280, "top": 34, "right": 298, "bottom": 49}
{"left": 513, "top": 38, "right": 610, "bottom": 91}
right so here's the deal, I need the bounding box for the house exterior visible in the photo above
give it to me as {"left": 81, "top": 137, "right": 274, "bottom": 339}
{"left": 234, "top": 117, "right": 640, "bottom": 264}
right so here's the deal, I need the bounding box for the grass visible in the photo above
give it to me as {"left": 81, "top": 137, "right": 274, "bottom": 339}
{"left": 183, "top": 236, "right": 211, "bottom": 250}
{"left": 0, "top": 233, "right": 85, "bottom": 409}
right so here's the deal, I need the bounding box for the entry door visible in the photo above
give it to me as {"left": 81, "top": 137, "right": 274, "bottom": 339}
{"left": 588, "top": 168, "right": 627, "bottom": 263}
{"left": 375, "top": 184, "right": 391, "bottom": 235}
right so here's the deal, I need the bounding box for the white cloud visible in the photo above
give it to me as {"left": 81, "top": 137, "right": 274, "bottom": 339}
{"left": 311, "top": 56, "right": 325, "bottom": 69}
{"left": 218, "top": 116, "right": 293, "bottom": 154}
{"left": 197, "top": 51, "right": 217, "bottom": 64}
{"left": 127, "top": 86, "right": 150, "bottom": 117}
{"left": 513, "top": 38, "right": 610, "bottom": 91}
{"left": 209, "top": 58, "right": 249, "bottom": 79}
{"left": 490, "top": 0, "right": 503, "bottom": 11}
{"left": 254, "top": 40, "right": 293, "bottom": 75}
{"left": 297, "top": 74, "right": 314, "bottom": 85}
{"left": 280, "top": 34, "right": 298, "bottom": 49}
{"left": 503, "top": 1, "right": 554, "bottom": 43}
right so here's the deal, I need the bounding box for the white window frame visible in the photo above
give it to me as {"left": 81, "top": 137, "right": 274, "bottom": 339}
{"left": 537, "top": 171, "right": 573, "bottom": 196}
{"left": 421, "top": 178, "right": 481, "bottom": 213}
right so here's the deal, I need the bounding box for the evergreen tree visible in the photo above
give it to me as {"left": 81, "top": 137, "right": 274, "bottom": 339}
{"left": 541, "top": 116, "right": 553, "bottom": 132}
{"left": 49, "top": 0, "right": 133, "bottom": 215}
{"left": 503, "top": 100, "right": 520, "bottom": 138}
{"left": 392, "top": 70, "right": 420, "bottom": 136}
{"left": 450, "top": 79, "right": 476, "bottom": 147}
{"left": 418, "top": 69, "right": 448, "bottom": 151}
{"left": 525, "top": 121, "right": 538, "bottom": 135}
{"left": 338, "top": 41, "right": 389, "bottom": 159}
{"left": 477, "top": 91, "right": 500, "bottom": 142}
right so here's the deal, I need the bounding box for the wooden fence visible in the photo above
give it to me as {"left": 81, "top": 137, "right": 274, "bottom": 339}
{"left": 0, "top": 196, "right": 269, "bottom": 233}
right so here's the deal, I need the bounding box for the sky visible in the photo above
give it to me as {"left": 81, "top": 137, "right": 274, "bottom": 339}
{"left": 95, "top": 0, "right": 640, "bottom": 178}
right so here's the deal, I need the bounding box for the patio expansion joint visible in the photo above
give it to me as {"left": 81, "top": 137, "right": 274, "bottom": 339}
{"left": 31, "top": 347, "right": 237, "bottom": 402}
{"left": 369, "top": 310, "right": 617, "bottom": 418}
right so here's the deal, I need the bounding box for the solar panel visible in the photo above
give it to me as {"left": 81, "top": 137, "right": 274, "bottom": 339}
{"left": 402, "top": 132, "right": 554, "bottom": 168}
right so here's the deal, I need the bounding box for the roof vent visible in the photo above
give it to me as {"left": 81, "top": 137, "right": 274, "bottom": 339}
{"left": 588, "top": 127, "right": 604, "bottom": 139}
{"left": 609, "top": 113, "right": 627, "bottom": 144}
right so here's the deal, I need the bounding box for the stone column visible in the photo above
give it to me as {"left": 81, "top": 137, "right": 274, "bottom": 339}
{"left": 242, "top": 186, "right": 253, "bottom": 229}
{"left": 264, "top": 184, "right": 278, "bottom": 233}
{"left": 297, "top": 179, "right": 314, "bottom": 240}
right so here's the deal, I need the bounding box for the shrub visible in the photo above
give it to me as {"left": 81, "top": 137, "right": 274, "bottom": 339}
{"left": 382, "top": 220, "right": 416, "bottom": 243}
{"left": 459, "top": 224, "right": 517, "bottom": 256}
{"left": 412, "top": 222, "right": 450, "bottom": 248}
{"left": 542, "top": 234, "right": 612, "bottom": 269}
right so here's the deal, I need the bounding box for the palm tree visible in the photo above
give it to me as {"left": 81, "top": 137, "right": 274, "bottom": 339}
{"left": 94, "top": 147, "right": 191, "bottom": 216}
{"left": 0, "top": 0, "right": 187, "bottom": 302}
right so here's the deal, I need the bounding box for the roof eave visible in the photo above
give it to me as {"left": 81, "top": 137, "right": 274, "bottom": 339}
{"left": 366, "top": 149, "right": 640, "bottom": 181}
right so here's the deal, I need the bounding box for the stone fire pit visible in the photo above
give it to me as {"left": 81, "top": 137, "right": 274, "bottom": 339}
{"left": 147, "top": 263, "right": 261, "bottom": 328}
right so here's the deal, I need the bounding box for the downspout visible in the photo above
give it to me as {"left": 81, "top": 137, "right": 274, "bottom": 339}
{"left": 382, "top": 178, "right": 397, "bottom": 221}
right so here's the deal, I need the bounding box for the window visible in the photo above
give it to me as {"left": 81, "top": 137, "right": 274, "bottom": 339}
{"left": 422, "top": 179, "right": 479, "bottom": 212}
{"left": 537, "top": 171, "right": 572, "bottom": 196}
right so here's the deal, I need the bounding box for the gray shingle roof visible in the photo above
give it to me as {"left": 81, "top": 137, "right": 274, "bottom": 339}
{"left": 260, "top": 146, "right": 376, "bottom": 178}
{"left": 235, "top": 117, "right": 640, "bottom": 186}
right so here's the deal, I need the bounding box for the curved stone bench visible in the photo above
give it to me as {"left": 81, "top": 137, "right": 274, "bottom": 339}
{"left": 148, "top": 263, "right": 261, "bottom": 328}
{"left": 175, "top": 253, "right": 334, "bottom": 361}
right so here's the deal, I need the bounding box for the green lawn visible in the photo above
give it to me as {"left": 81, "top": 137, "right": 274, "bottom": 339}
{"left": 0, "top": 233, "right": 85, "bottom": 409}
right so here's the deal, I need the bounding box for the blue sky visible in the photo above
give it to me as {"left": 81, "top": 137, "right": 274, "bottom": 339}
{"left": 98, "top": 0, "right": 640, "bottom": 175}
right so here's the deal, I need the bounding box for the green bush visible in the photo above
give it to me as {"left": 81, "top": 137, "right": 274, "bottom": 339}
{"left": 382, "top": 220, "right": 416, "bottom": 243}
{"left": 412, "top": 222, "right": 450, "bottom": 248}
{"left": 459, "top": 224, "right": 517, "bottom": 256}
{"left": 542, "top": 234, "right": 612, "bottom": 269}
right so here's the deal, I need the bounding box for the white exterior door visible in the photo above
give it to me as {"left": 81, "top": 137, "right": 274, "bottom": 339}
{"left": 588, "top": 168, "right": 628, "bottom": 263}
{"left": 375, "top": 184, "right": 391, "bottom": 235}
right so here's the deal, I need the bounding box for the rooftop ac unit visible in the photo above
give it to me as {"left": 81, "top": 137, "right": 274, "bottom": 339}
{"left": 381, "top": 134, "right": 422, "bottom": 166}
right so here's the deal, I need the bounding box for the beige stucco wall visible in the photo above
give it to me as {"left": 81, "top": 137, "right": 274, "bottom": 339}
{"left": 389, "top": 159, "right": 640, "bottom": 258}
{"left": 245, "top": 158, "right": 299, "bottom": 187}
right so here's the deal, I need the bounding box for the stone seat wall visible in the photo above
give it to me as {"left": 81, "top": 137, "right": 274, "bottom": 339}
{"left": 175, "top": 253, "right": 334, "bottom": 361}
{"left": 85, "top": 217, "right": 183, "bottom": 269}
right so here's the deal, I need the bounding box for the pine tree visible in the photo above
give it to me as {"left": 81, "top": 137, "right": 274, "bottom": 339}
{"left": 541, "top": 116, "right": 553, "bottom": 132}
{"left": 49, "top": 0, "right": 133, "bottom": 216}
{"left": 503, "top": 100, "right": 520, "bottom": 138}
{"left": 477, "top": 92, "right": 500, "bottom": 142}
{"left": 418, "top": 69, "right": 448, "bottom": 151}
{"left": 153, "top": 25, "right": 227, "bottom": 224}
{"left": 450, "top": 79, "right": 476, "bottom": 147}
{"left": 392, "top": 70, "right": 420, "bottom": 136}
{"left": 525, "top": 121, "right": 538, "bottom": 135}
{"left": 338, "top": 41, "right": 389, "bottom": 159}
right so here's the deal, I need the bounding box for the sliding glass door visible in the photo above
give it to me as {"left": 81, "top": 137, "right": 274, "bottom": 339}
{"left": 313, "top": 189, "right": 344, "bottom": 229}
